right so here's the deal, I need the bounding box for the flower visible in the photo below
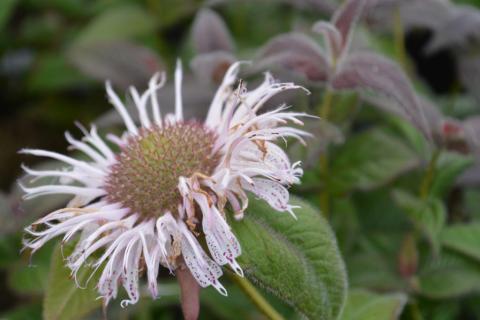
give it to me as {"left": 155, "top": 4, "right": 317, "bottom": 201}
{"left": 20, "top": 61, "right": 310, "bottom": 307}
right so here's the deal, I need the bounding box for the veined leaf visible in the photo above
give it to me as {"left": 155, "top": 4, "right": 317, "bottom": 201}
{"left": 340, "top": 289, "right": 407, "bottom": 320}
{"left": 332, "top": 0, "right": 366, "bottom": 53}
{"left": 231, "top": 196, "right": 348, "bottom": 320}
{"left": 256, "top": 32, "right": 329, "bottom": 82}
{"left": 332, "top": 52, "right": 431, "bottom": 140}
{"left": 441, "top": 223, "right": 480, "bottom": 263}
{"left": 418, "top": 251, "right": 480, "bottom": 299}
{"left": 330, "top": 129, "right": 418, "bottom": 193}
{"left": 392, "top": 190, "right": 446, "bottom": 253}
{"left": 43, "top": 243, "right": 102, "bottom": 320}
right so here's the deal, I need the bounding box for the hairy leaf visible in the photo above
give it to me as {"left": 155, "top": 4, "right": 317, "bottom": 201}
{"left": 191, "top": 8, "right": 234, "bottom": 54}
{"left": 332, "top": 0, "right": 366, "bottom": 52}
{"left": 332, "top": 52, "right": 430, "bottom": 139}
{"left": 231, "top": 196, "right": 348, "bottom": 320}
{"left": 43, "top": 243, "right": 102, "bottom": 320}
{"left": 312, "top": 21, "right": 342, "bottom": 61}
{"left": 257, "top": 32, "right": 329, "bottom": 82}
{"left": 329, "top": 129, "right": 418, "bottom": 193}
{"left": 340, "top": 289, "right": 407, "bottom": 320}
{"left": 392, "top": 190, "right": 446, "bottom": 253}
{"left": 441, "top": 224, "right": 480, "bottom": 263}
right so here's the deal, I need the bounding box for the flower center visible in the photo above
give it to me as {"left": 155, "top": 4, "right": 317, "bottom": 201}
{"left": 104, "top": 122, "right": 219, "bottom": 219}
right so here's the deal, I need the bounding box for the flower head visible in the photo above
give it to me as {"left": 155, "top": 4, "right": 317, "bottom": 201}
{"left": 21, "top": 61, "right": 310, "bottom": 306}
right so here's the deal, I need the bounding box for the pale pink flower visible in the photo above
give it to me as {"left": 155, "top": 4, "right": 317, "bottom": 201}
{"left": 20, "top": 61, "right": 310, "bottom": 306}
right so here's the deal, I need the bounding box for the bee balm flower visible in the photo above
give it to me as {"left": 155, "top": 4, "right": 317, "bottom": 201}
{"left": 21, "top": 61, "right": 310, "bottom": 306}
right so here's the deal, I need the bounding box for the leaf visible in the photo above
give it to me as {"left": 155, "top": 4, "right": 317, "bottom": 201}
{"left": 463, "top": 115, "right": 480, "bottom": 152}
{"left": 332, "top": 0, "right": 366, "bottom": 53}
{"left": 340, "top": 289, "right": 407, "bottom": 320}
{"left": 332, "top": 52, "right": 431, "bottom": 140}
{"left": 426, "top": 5, "right": 480, "bottom": 52}
{"left": 430, "top": 152, "right": 474, "bottom": 198}
{"left": 231, "top": 196, "right": 348, "bottom": 320}
{"left": 191, "top": 8, "right": 234, "bottom": 54}
{"left": 441, "top": 223, "right": 480, "bottom": 263}
{"left": 43, "top": 243, "right": 102, "bottom": 320}
{"left": 418, "top": 251, "right": 480, "bottom": 299}
{"left": 8, "top": 241, "right": 54, "bottom": 295}
{"left": 329, "top": 129, "right": 419, "bottom": 193}
{"left": 256, "top": 32, "right": 329, "bottom": 82}
{"left": 190, "top": 51, "right": 236, "bottom": 84}
{"left": 283, "top": 0, "right": 336, "bottom": 15}
{"left": 312, "top": 21, "right": 342, "bottom": 62}
{"left": 387, "top": 114, "right": 429, "bottom": 158}
{"left": 68, "top": 41, "right": 163, "bottom": 89}
{"left": 392, "top": 190, "right": 446, "bottom": 253}
{"left": 71, "top": 5, "right": 156, "bottom": 48}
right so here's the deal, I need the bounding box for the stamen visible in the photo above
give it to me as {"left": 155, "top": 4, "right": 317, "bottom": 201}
{"left": 104, "top": 121, "right": 220, "bottom": 219}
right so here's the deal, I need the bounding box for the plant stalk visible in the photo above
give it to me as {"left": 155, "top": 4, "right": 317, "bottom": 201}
{"left": 230, "top": 274, "right": 285, "bottom": 320}
{"left": 393, "top": 6, "right": 409, "bottom": 74}
{"left": 319, "top": 89, "right": 334, "bottom": 218}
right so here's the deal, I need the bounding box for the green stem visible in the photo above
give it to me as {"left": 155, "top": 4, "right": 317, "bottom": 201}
{"left": 419, "top": 149, "right": 441, "bottom": 200}
{"left": 230, "top": 274, "right": 285, "bottom": 320}
{"left": 393, "top": 6, "right": 409, "bottom": 74}
{"left": 318, "top": 90, "right": 334, "bottom": 218}
{"left": 319, "top": 89, "right": 334, "bottom": 119}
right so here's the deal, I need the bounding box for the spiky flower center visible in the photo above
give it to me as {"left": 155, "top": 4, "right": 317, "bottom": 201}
{"left": 104, "top": 122, "right": 219, "bottom": 219}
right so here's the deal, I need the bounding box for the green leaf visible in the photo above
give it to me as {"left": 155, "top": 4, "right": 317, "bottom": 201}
{"left": 392, "top": 190, "right": 446, "bottom": 253}
{"left": 388, "top": 115, "right": 429, "bottom": 158}
{"left": 43, "top": 242, "right": 102, "bottom": 320}
{"left": 8, "top": 241, "right": 54, "bottom": 295}
{"left": 330, "top": 129, "right": 418, "bottom": 193}
{"left": 340, "top": 289, "right": 407, "bottom": 320}
{"left": 231, "top": 196, "right": 348, "bottom": 320}
{"left": 430, "top": 152, "right": 473, "bottom": 198}
{"left": 71, "top": 5, "right": 156, "bottom": 48}
{"left": 418, "top": 251, "right": 480, "bottom": 299}
{"left": 441, "top": 223, "right": 480, "bottom": 263}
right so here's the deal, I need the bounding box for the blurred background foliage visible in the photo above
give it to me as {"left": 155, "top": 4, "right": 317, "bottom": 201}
{"left": 2, "top": 0, "right": 480, "bottom": 319}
